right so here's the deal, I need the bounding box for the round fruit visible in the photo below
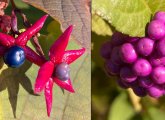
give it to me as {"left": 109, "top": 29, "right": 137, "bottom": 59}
{"left": 55, "top": 62, "right": 70, "bottom": 81}
{"left": 105, "top": 60, "right": 120, "bottom": 75}
{"left": 3, "top": 46, "right": 25, "bottom": 68}
{"left": 151, "top": 66, "right": 165, "bottom": 84}
{"left": 120, "top": 66, "right": 137, "bottom": 82}
{"left": 100, "top": 41, "right": 113, "bottom": 59}
{"left": 111, "top": 46, "right": 123, "bottom": 65}
{"left": 153, "top": 11, "right": 165, "bottom": 23}
{"left": 120, "top": 43, "right": 137, "bottom": 63}
{"left": 148, "top": 20, "right": 165, "bottom": 40}
{"left": 132, "top": 86, "right": 147, "bottom": 97}
{"left": 138, "top": 77, "right": 153, "bottom": 88}
{"left": 133, "top": 59, "right": 152, "bottom": 76}
{"left": 137, "top": 38, "right": 154, "bottom": 56}
{"left": 156, "top": 38, "right": 165, "bottom": 56}
{"left": 147, "top": 85, "right": 164, "bottom": 98}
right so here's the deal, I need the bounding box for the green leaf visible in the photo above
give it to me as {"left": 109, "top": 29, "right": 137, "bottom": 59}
{"left": 146, "top": 0, "right": 165, "bottom": 14}
{"left": 148, "top": 107, "right": 165, "bottom": 120}
{"left": 92, "top": 14, "right": 112, "bottom": 36}
{"left": 108, "top": 92, "right": 135, "bottom": 120}
{"left": 93, "top": 0, "right": 151, "bottom": 37}
{"left": 93, "top": 0, "right": 165, "bottom": 37}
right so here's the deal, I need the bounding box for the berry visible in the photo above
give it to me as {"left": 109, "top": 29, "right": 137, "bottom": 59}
{"left": 100, "top": 41, "right": 112, "bottom": 59}
{"left": 132, "top": 86, "right": 147, "bottom": 97}
{"left": 151, "top": 66, "right": 165, "bottom": 84}
{"left": 148, "top": 20, "right": 165, "bottom": 40}
{"left": 3, "top": 46, "right": 25, "bottom": 68}
{"left": 110, "top": 46, "right": 123, "bottom": 65}
{"left": 149, "top": 55, "right": 165, "bottom": 67}
{"left": 147, "top": 85, "right": 164, "bottom": 98}
{"left": 117, "top": 78, "right": 129, "bottom": 89}
{"left": 133, "top": 59, "right": 152, "bottom": 76}
{"left": 153, "top": 11, "right": 165, "bottom": 23}
{"left": 120, "top": 66, "right": 137, "bottom": 82}
{"left": 138, "top": 77, "right": 153, "bottom": 88}
{"left": 126, "top": 37, "right": 139, "bottom": 43}
{"left": 156, "top": 38, "right": 165, "bottom": 56}
{"left": 105, "top": 60, "right": 120, "bottom": 75}
{"left": 111, "top": 32, "right": 127, "bottom": 45}
{"left": 55, "top": 62, "right": 70, "bottom": 81}
{"left": 136, "top": 38, "right": 154, "bottom": 56}
{"left": 120, "top": 43, "right": 137, "bottom": 63}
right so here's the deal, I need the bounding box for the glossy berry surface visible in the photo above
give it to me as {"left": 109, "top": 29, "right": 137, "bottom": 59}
{"left": 3, "top": 46, "right": 25, "bottom": 68}
{"left": 153, "top": 11, "right": 165, "bottom": 23}
{"left": 156, "top": 38, "right": 165, "bottom": 56}
{"left": 147, "top": 85, "right": 164, "bottom": 98}
{"left": 148, "top": 20, "right": 165, "bottom": 40}
{"left": 151, "top": 66, "right": 165, "bottom": 84}
{"left": 133, "top": 59, "right": 152, "bottom": 76}
{"left": 120, "top": 43, "right": 137, "bottom": 63}
{"left": 55, "top": 62, "right": 70, "bottom": 81}
{"left": 137, "top": 38, "right": 154, "bottom": 56}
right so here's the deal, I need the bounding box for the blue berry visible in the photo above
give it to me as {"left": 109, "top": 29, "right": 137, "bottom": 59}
{"left": 3, "top": 46, "right": 25, "bottom": 68}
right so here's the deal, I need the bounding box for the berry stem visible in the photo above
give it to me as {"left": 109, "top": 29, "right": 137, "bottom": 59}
{"left": 127, "top": 89, "right": 142, "bottom": 112}
{"left": 10, "top": 0, "right": 45, "bottom": 57}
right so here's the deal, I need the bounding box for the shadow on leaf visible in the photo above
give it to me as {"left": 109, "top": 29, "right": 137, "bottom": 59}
{"left": 0, "top": 60, "right": 38, "bottom": 118}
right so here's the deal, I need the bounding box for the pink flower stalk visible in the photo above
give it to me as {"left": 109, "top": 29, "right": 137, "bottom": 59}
{"left": 0, "top": 15, "right": 48, "bottom": 66}
{"left": 34, "top": 25, "right": 85, "bottom": 116}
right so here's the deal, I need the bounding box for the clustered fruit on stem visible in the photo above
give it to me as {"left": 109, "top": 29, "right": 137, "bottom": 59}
{"left": 101, "top": 11, "right": 165, "bottom": 98}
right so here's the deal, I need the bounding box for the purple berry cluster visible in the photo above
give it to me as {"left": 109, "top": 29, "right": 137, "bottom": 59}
{"left": 100, "top": 11, "right": 165, "bottom": 98}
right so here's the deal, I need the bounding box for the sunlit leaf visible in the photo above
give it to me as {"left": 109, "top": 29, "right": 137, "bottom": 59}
{"left": 22, "top": 0, "right": 91, "bottom": 51}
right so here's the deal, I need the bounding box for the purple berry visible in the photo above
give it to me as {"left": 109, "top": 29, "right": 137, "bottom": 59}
{"left": 120, "top": 43, "right": 137, "bottom": 63}
{"left": 126, "top": 37, "right": 139, "bottom": 43}
{"left": 137, "top": 38, "right": 154, "bottom": 56}
{"left": 117, "top": 79, "right": 129, "bottom": 89}
{"left": 150, "top": 56, "right": 165, "bottom": 67}
{"left": 120, "top": 66, "right": 137, "bottom": 82}
{"left": 105, "top": 60, "right": 120, "bottom": 75}
{"left": 147, "top": 85, "right": 164, "bottom": 98}
{"left": 133, "top": 59, "right": 152, "bottom": 76}
{"left": 156, "top": 38, "right": 165, "bottom": 56}
{"left": 110, "top": 46, "right": 123, "bottom": 65}
{"left": 154, "top": 11, "right": 165, "bottom": 23}
{"left": 132, "top": 86, "right": 147, "bottom": 97}
{"left": 111, "top": 32, "right": 128, "bottom": 45}
{"left": 148, "top": 20, "right": 165, "bottom": 40}
{"left": 100, "top": 41, "right": 113, "bottom": 59}
{"left": 138, "top": 77, "right": 153, "bottom": 88}
{"left": 151, "top": 66, "right": 165, "bottom": 84}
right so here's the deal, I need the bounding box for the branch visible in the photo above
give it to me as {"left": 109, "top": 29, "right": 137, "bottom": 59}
{"left": 10, "top": 0, "right": 45, "bottom": 57}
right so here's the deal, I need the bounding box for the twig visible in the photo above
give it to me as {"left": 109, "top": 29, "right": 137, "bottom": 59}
{"left": 10, "top": 0, "right": 45, "bottom": 57}
{"left": 127, "top": 89, "right": 142, "bottom": 112}
{"left": 10, "top": 0, "right": 16, "bottom": 9}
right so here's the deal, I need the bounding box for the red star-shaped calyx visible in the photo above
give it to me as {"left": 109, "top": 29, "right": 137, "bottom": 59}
{"left": 0, "top": 15, "right": 48, "bottom": 66}
{"left": 34, "top": 25, "right": 85, "bottom": 116}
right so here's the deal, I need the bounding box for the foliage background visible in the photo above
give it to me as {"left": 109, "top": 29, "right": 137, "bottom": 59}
{"left": 92, "top": 0, "right": 165, "bottom": 120}
{"left": 0, "top": 0, "right": 91, "bottom": 120}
